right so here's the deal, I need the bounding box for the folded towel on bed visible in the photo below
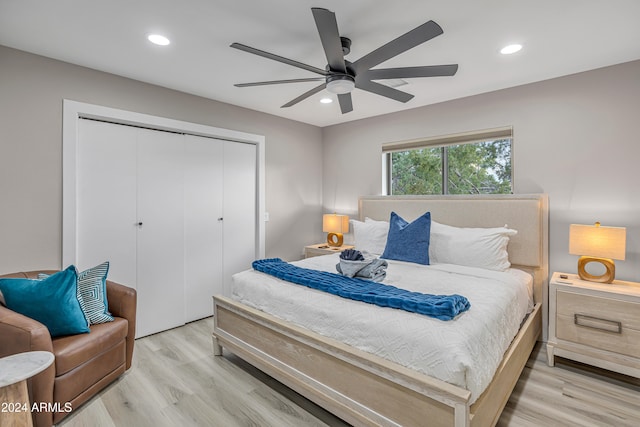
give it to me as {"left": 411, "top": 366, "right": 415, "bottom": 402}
{"left": 336, "top": 251, "right": 388, "bottom": 282}
{"left": 252, "top": 258, "right": 470, "bottom": 321}
{"left": 355, "top": 258, "right": 388, "bottom": 282}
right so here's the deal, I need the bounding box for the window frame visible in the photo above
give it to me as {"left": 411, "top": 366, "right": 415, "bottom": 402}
{"left": 382, "top": 127, "right": 513, "bottom": 196}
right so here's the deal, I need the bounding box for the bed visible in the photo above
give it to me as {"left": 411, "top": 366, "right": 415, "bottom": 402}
{"left": 212, "top": 194, "right": 548, "bottom": 427}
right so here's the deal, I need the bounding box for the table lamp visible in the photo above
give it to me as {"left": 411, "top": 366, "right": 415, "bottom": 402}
{"left": 569, "top": 222, "right": 626, "bottom": 283}
{"left": 323, "top": 214, "right": 349, "bottom": 247}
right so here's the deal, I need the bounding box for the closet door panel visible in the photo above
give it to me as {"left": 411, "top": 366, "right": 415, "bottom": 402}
{"left": 136, "top": 128, "right": 185, "bottom": 337}
{"left": 222, "top": 141, "right": 257, "bottom": 296}
{"left": 77, "top": 119, "right": 137, "bottom": 287}
{"left": 184, "top": 135, "right": 223, "bottom": 322}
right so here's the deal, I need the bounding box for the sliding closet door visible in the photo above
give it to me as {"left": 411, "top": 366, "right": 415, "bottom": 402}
{"left": 77, "top": 119, "right": 137, "bottom": 286}
{"left": 75, "top": 117, "right": 258, "bottom": 335}
{"left": 136, "top": 128, "right": 185, "bottom": 337}
{"left": 222, "top": 141, "right": 257, "bottom": 295}
{"left": 184, "top": 134, "right": 223, "bottom": 321}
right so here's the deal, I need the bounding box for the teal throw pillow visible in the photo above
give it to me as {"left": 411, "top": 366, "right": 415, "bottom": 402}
{"left": 381, "top": 211, "right": 431, "bottom": 265}
{"left": 0, "top": 266, "right": 90, "bottom": 337}
{"left": 39, "top": 261, "right": 113, "bottom": 325}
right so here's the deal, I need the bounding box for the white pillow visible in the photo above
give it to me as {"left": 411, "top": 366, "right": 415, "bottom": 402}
{"left": 429, "top": 221, "right": 517, "bottom": 271}
{"left": 364, "top": 217, "right": 389, "bottom": 227}
{"left": 351, "top": 218, "right": 389, "bottom": 255}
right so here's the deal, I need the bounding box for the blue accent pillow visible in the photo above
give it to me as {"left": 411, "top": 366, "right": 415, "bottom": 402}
{"left": 381, "top": 211, "right": 431, "bottom": 265}
{"left": 0, "top": 266, "right": 90, "bottom": 337}
{"left": 39, "top": 261, "right": 113, "bottom": 325}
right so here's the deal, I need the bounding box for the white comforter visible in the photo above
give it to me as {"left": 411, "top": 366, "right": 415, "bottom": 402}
{"left": 231, "top": 254, "right": 533, "bottom": 403}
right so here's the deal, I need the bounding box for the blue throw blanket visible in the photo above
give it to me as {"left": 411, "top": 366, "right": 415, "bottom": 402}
{"left": 252, "top": 258, "right": 470, "bottom": 321}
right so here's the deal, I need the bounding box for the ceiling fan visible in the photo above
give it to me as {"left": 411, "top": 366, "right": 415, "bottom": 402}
{"left": 231, "top": 7, "right": 458, "bottom": 114}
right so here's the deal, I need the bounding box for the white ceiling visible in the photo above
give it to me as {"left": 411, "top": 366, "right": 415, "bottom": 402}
{"left": 1, "top": 0, "right": 639, "bottom": 127}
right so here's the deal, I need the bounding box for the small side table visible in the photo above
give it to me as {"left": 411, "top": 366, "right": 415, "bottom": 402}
{"left": 0, "top": 351, "right": 55, "bottom": 427}
{"left": 304, "top": 243, "right": 355, "bottom": 258}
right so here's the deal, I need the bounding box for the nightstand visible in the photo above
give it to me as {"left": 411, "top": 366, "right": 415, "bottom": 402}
{"left": 304, "top": 243, "right": 355, "bottom": 258}
{"left": 547, "top": 272, "right": 640, "bottom": 378}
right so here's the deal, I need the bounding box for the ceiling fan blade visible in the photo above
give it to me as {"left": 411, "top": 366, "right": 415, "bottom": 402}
{"left": 311, "top": 8, "right": 346, "bottom": 73}
{"left": 235, "top": 77, "right": 324, "bottom": 88}
{"left": 365, "top": 64, "right": 458, "bottom": 80}
{"left": 352, "top": 20, "right": 443, "bottom": 73}
{"left": 231, "top": 43, "right": 328, "bottom": 76}
{"left": 337, "top": 93, "right": 353, "bottom": 114}
{"left": 356, "top": 79, "right": 414, "bottom": 103}
{"left": 282, "top": 83, "right": 326, "bottom": 108}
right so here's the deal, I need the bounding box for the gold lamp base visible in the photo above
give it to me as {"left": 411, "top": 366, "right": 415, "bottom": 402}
{"left": 577, "top": 256, "right": 616, "bottom": 284}
{"left": 326, "top": 232, "right": 344, "bottom": 247}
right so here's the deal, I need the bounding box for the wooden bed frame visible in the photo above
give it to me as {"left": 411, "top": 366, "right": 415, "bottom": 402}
{"left": 213, "top": 194, "right": 548, "bottom": 427}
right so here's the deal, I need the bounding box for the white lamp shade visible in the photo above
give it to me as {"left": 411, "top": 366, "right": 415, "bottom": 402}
{"left": 569, "top": 223, "right": 626, "bottom": 260}
{"left": 323, "top": 214, "right": 349, "bottom": 234}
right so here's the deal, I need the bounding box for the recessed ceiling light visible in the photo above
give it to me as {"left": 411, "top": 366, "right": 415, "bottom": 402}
{"left": 500, "top": 44, "right": 522, "bottom": 55}
{"left": 148, "top": 34, "right": 170, "bottom": 46}
{"left": 320, "top": 97, "right": 333, "bottom": 104}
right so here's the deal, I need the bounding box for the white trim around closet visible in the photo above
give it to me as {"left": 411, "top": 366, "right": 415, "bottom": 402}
{"left": 62, "top": 99, "right": 266, "bottom": 267}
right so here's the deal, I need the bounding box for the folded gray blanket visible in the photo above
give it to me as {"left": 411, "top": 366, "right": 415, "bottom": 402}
{"left": 336, "top": 254, "right": 388, "bottom": 282}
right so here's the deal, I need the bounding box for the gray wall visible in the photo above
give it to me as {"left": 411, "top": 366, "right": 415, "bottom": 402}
{"left": 323, "top": 60, "right": 640, "bottom": 282}
{"left": 3, "top": 43, "right": 639, "bottom": 282}
{"left": 0, "top": 45, "right": 322, "bottom": 273}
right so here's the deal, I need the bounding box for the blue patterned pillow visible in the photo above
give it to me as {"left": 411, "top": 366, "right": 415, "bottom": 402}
{"left": 0, "top": 266, "right": 90, "bottom": 337}
{"left": 78, "top": 261, "right": 113, "bottom": 322}
{"left": 381, "top": 211, "right": 431, "bottom": 265}
{"left": 40, "top": 262, "right": 114, "bottom": 325}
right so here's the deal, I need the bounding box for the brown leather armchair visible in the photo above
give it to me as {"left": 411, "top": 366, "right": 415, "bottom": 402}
{"left": 0, "top": 270, "right": 136, "bottom": 427}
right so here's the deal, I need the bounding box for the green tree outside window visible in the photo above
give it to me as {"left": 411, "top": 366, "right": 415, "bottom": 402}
{"left": 389, "top": 139, "right": 512, "bottom": 195}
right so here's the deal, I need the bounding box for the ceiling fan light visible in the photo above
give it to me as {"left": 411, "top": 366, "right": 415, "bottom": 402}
{"left": 320, "top": 97, "right": 333, "bottom": 104}
{"left": 326, "top": 78, "right": 355, "bottom": 94}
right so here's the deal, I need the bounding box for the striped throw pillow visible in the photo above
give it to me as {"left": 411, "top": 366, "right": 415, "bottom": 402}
{"left": 39, "top": 261, "right": 114, "bottom": 325}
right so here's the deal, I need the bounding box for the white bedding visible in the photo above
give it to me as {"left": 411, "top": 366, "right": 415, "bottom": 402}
{"left": 231, "top": 254, "right": 533, "bottom": 403}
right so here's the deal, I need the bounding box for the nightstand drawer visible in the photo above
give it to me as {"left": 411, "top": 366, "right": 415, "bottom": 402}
{"left": 305, "top": 247, "right": 341, "bottom": 257}
{"left": 304, "top": 244, "right": 354, "bottom": 259}
{"left": 556, "top": 290, "right": 640, "bottom": 357}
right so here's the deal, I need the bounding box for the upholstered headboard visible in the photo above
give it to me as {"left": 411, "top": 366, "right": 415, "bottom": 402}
{"left": 359, "top": 194, "right": 549, "bottom": 309}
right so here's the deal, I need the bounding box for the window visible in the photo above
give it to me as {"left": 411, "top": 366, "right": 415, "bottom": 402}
{"left": 383, "top": 127, "right": 513, "bottom": 195}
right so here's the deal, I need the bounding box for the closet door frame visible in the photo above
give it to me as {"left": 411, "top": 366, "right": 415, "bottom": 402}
{"left": 62, "top": 99, "right": 266, "bottom": 268}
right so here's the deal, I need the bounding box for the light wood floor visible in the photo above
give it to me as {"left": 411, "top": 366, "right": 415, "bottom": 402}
{"left": 59, "top": 317, "right": 640, "bottom": 427}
